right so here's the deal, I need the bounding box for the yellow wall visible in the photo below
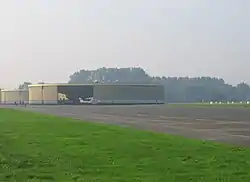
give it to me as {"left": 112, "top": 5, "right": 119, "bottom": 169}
{"left": 29, "top": 86, "right": 42, "bottom": 104}
{"left": 29, "top": 86, "right": 58, "bottom": 104}
{"left": 42, "top": 86, "right": 58, "bottom": 104}
{"left": 1, "top": 90, "right": 29, "bottom": 104}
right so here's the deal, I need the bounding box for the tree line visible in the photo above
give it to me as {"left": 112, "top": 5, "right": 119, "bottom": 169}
{"left": 68, "top": 67, "right": 250, "bottom": 103}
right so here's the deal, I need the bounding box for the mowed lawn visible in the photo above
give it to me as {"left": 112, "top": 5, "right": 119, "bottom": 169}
{"left": 1, "top": 109, "right": 250, "bottom": 181}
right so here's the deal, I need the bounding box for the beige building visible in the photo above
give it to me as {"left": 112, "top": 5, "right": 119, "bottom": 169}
{"left": 29, "top": 84, "right": 58, "bottom": 104}
{"left": 1, "top": 89, "right": 29, "bottom": 104}
{"left": 29, "top": 83, "right": 165, "bottom": 105}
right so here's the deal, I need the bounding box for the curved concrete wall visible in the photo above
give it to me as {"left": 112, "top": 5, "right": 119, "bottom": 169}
{"left": 1, "top": 90, "right": 29, "bottom": 104}
{"left": 29, "top": 85, "right": 58, "bottom": 104}
{"left": 29, "top": 86, "right": 42, "bottom": 104}
{"left": 42, "top": 86, "right": 58, "bottom": 104}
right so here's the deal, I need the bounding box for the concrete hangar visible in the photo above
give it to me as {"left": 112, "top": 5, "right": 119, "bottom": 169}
{"left": 1, "top": 89, "right": 29, "bottom": 104}
{"left": 28, "top": 83, "right": 165, "bottom": 105}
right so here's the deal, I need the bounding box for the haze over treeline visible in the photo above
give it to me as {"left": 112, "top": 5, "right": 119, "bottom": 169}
{"left": 68, "top": 67, "right": 250, "bottom": 103}
{"left": 0, "top": 1, "right": 249, "bottom": 89}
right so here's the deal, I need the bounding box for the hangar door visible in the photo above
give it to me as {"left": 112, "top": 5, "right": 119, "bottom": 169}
{"left": 29, "top": 85, "right": 58, "bottom": 104}
{"left": 57, "top": 85, "right": 94, "bottom": 104}
{"left": 93, "top": 85, "right": 165, "bottom": 104}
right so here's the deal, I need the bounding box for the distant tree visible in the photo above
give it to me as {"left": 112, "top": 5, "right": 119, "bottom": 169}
{"left": 18, "top": 82, "right": 32, "bottom": 90}
{"left": 235, "top": 82, "right": 250, "bottom": 101}
{"left": 68, "top": 67, "right": 250, "bottom": 103}
{"left": 69, "top": 67, "right": 151, "bottom": 84}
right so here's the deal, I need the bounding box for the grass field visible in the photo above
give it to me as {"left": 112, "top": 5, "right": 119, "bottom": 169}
{"left": 1, "top": 109, "right": 250, "bottom": 181}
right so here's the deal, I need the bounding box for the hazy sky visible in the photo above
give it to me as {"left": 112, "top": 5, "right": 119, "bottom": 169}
{"left": 0, "top": 0, "right": 249, "bottom": 88}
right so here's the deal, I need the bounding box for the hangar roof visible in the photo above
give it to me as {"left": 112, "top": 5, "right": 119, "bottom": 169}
{"left": 1, "top": 89, "right": 28, "bottom": 92}
{"left": 28, "top": 83, "right": 163, "bottom": 87}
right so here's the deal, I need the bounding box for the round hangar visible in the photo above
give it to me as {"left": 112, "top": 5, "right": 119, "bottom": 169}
{"left": 28, "top": 83, "right": 165, "bottom": 105}
{"left": 1, "top": 89, "right": 29, "bottom": 104}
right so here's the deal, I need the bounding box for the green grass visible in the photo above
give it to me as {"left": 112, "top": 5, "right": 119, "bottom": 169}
{"left": 1, "top": 109, "right": 250, "bottom": 181}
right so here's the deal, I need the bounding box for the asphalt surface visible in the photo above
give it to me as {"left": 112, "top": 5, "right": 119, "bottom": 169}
{"left": 3, "top": 104, "right": 250, "bottom": 146}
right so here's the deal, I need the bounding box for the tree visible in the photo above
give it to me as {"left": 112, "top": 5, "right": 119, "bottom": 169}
{"left": 236, "top": 83, "right": 250, "bottom": 101}
{"left": 68, "top": 67, "right": 250, "bottom": 103}
{"left": 18, "top": 82, "right": 32, "bottom": 90}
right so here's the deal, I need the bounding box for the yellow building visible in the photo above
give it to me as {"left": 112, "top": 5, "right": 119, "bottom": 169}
{"left": 1, "top": 89, "right": 29, "bottom": 104}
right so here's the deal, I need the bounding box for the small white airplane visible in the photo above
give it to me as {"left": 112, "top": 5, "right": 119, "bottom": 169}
{"left": 79, "top": 97, "right": 100, "bottom": 104}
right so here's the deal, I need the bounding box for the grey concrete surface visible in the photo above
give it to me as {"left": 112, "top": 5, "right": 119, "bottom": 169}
{"left": 2, "top": 105, "right": 250, "bottom": 146}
